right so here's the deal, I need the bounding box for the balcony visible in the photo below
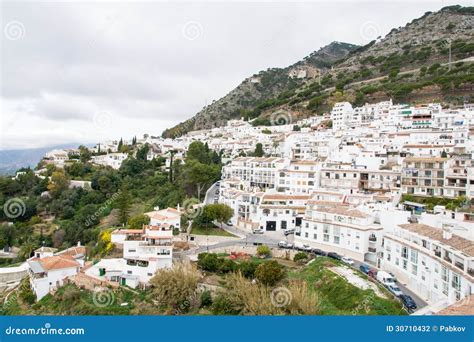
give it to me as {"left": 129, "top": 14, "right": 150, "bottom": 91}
{"left": 444, "top": 256, "right": 452, "bottom": 263}
{"left": 454, "top": 261, "right": 465, "bottom": 271}
{"left": 434, "top": 250, "right": 441, "bottom": 258}
{"left": 368, "top": 247, "right": 377, "bottom": 253}
{"left": 468, "top": 268, "right": 474, "bottom": 277}
{"left": 369, "top": 236, "right": 377, "bottom": 242}
{"left": 139, "top": 240, "right": 172, "bottom": 246}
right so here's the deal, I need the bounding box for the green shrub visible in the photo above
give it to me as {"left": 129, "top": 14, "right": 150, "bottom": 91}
{"left": 200, "top": 290, "right": 213, "bottom": 308}
{"left": 293, "top": 252, "right": 309, "bottom": 263}
{"left": 255, "top": 260, "right": 285, "bottom": 286}
{"left": 197, "top": 253, "right": 220, "bottom": 272}
{"left": 256, "top": 245, "right": 271, "bottom": 258}
{"left": 218, "top": 258, "right": 237, "bottom": 274}
{"left": 238, "top": 260, "right": 259, "bottom": 279}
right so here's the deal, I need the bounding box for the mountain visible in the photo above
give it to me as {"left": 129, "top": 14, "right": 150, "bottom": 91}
{"left": 0, "top": 144, "right": 83, "bottom": 175}
{"left": 163, "top": 5, "right": 474, "bottom": 137}
{"left": 162, "top": 42, "right": 359, "bottom": 137}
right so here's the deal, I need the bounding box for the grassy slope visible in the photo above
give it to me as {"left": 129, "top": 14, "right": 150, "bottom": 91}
{"left": 288, "top": 257, "right": 406, "bottom": 315}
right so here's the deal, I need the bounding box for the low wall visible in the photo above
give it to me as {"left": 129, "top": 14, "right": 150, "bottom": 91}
{"left": 0, "top": 263, "right": 28, "bottom": 291}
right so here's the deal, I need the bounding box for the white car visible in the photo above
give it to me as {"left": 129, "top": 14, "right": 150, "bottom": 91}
{"left": 252, "top": 229, "right": 264, "bottom": 234}
{"left": 388, "top": 285, "right": 403, "bottom": 297}
{"left": 278, "top": 241, "right": 293, "bottom": 249}
{"left": 341, "top": 257, "right": 354, "bottom": 265}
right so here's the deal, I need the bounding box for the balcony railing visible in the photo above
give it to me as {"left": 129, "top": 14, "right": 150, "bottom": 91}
{"left": 444, "top": 256, "right": 452, "bottom": 263}
{"left": 454, "top": 261, "right": 465, "bottom": 271}
{"left": 434, "top": 250, "right": 441, "bottom": 257}
{"left": 468, "top": 268, "right": 474, "bottom": 277}
{"left": 369, "top": 236, "right": 377, "bottom": 242}
{"left": 139, "top": 241, "right": 172, "bottom": 246}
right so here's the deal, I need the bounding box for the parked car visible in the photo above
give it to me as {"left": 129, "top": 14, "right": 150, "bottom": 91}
{"left": 311, "top": 248, "right": 327, "bottom": 256}
{"left": 296, "top": 244, "right": 312, "bottom": 252}
{"left": 252, "top": 228, "right": 264, "bottom": 234}
{"left": 227, "top": 221, "right": 233, "bottom": 226}
{"left": 387, "top": 285, "right": 403, "bottom": 297}
{"left": 399, "top": 294, "right": 417, "bottom": 312}
{"left": 377, "top": 271, "right": 397, "bottom": 287}
{"left": 284, "top": 229, "right": 295, "bottom": 236}
{"left": 327, "top": 252, "right": 341, "bottom": 260}
{"left": 368, "top": 268, "right": 378, "bottom": 279}
{"left": 278, "top": 241, "right": 293, "bottom": 249}
{"left": 389, "top": 272, "right": 398, "bottom": 282}
{"left": 359, "top": 264, "right": 371, "bottom": 274}
{"left": 341, "top": 257, "right": 354, "bottom": 265}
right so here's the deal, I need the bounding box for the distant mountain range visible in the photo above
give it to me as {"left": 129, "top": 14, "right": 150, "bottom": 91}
{"left": 0, "top": 144, "right": 82, "bottom": 175}
{"left": 163, "top": 5, "right": 474, "bottom": 137}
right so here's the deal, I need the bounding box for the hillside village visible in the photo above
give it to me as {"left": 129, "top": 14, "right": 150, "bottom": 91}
{"left": 1, "top": 5, "right": 473, "bottom": 318}
{"left": 1, "top": 96, "right": 473, "bottom": 316}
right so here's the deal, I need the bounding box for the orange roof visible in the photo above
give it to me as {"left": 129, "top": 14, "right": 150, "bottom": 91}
{"left": 436, "top": 295, "right": 474, "bottom": 315}
{"left": 39, "top": 255, "right": 80, "bottom": 271}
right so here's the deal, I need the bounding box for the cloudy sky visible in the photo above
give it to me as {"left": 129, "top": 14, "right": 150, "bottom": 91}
{"left": 1, "top": 0, "right": 472, "bottom": 150}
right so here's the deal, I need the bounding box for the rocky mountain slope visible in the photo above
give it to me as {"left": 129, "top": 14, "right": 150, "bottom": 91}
{"left": 163, "top": 5, "right": 474, "bottom": 137}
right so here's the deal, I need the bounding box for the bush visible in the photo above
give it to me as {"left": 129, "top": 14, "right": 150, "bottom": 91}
{"left": 149, "top": 263, "right": 200, "bottom": 313}
{"left": 254, "top": 260, "right": 285, "bottom": 286}
{"left": 256, "top": 245, "right": 271, "bottom": 258}
{"left": 200, "top": 290, "right": 213, "bottom": 308}
{"left": 197, "top": 253, "right": 220, "bottom": 272}
{"left": 238, "top": 260, "right": 259, "bottom": 279}
{"left": 293, "top": 252, "right": 309, "bottom": 263}
{"left": 218, "top": 258, "right": 237, "bottom": 274}
{"left": 211, "top": 292, "right": 241, "bottom": 315}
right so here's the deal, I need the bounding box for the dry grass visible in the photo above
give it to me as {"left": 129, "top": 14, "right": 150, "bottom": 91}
{"left": 218, "top": 273, "right": 320, "bottom": 315}
{"left": 150, "top": 262, "right": 201, "bottom": 313}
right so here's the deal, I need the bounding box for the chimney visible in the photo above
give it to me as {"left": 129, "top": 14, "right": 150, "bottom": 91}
{"left": 442, "top": 224, "right": 453, "bottom": 240}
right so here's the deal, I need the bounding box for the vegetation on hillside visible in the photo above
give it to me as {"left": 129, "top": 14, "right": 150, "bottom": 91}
{"left": 0, "top": 141, "right": 222, "bottom": 261}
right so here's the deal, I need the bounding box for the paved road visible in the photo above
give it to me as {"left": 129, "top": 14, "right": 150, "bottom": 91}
{"left": 204, "top": 182, "right": 220, "bottom": 205}
{"left": 349, "top": 259, "right": 427, "bottom": 310}
{"left": 186, "top": 220, "right": 429, "bottom": 310}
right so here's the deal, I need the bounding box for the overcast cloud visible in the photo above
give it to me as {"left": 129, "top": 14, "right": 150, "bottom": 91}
{"left": 1, "top": 0, "right": 472, "bottom": 150}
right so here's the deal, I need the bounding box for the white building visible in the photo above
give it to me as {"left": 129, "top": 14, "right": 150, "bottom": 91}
{"left": 27, "top": 255, "right": 81, "bottom": 300}
{"left": 381, "top": 221, "right": 473, "bottom": 305}
{"left": 295, "top": 200, "right": 383, "bottom": 263}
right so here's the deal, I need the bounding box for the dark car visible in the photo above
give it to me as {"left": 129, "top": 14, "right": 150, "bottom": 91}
{"left": 312, "top": 248, "right": 327, "bottom": 256}
{"left": 359, "top": 264, "right": 371, "bottom": 274}
{"left": 399, "top": 294, "right": 417, "bottom": 312}
{"left": 327, "top": 252, "right": 341, "bottom": 260}
{"left": 368, "top": 268, "right": 378, "bottom": 279}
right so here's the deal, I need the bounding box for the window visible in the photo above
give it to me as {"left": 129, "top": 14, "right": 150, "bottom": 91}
{"left": 128, "top": 249, "right": 136, "bottom": 253}
{"left": 334, "top": 236, "right": 340, "bottom": 244}
{"left": 410, "top": 250, "right": 418, "bottom": 264}
{"left": 281, "top": 221, "right": 287, "bottom": 230}
{"left": 411, "top": 264, "right": 417, "bottom": 275}
{"left": 324, "top": 234, "right": 329, "bottom": 242}
{"left": 402, "top": 260, "right": 408, "bottom": 270}
{"left": 401, "top": 247, "right": 408, "bottom": 259}
{"left": 305, "top": 232, "right": 308, "bottom": 238}
{"left": 313, "top": 233, "right": 317, "bottom": 240}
